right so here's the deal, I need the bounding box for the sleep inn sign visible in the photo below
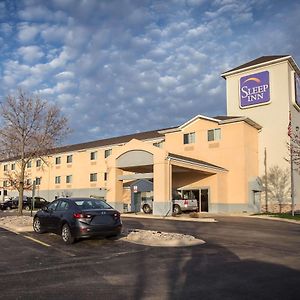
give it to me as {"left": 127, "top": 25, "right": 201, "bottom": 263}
{"left": 240, "top": 71, "right": 270, "bottom": 108}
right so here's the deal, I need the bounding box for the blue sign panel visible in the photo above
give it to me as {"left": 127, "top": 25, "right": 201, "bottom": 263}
{"left": 240, "top": 71, "right": 270, "bottom": 108}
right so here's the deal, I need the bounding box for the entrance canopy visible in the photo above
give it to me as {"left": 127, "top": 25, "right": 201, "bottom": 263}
{"left": 168, "top": 153, "right": 227, "bottom": 175}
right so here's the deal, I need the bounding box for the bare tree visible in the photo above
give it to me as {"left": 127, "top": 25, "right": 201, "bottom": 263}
{"left": 0, "top": 90, "right": 69, "bottom": 215}
{"left": 261, "top": 166, "right": 291, "bottom": 213}
{"left": 287, "top": 127, "right": 300, "bottom": 171}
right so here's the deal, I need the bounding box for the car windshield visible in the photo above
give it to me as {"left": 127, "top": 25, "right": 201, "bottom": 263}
{"left": 74, "top": 199, "right": 112, "bottom": 210}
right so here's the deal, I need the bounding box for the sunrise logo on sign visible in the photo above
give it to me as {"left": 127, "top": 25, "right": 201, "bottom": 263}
{"left": 240, "top": 71, "right": 270, "bottom": 108}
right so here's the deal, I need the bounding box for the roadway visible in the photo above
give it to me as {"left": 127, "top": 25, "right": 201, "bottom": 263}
{"left": 0, "top": 215, "right": 300, "bottom": 299}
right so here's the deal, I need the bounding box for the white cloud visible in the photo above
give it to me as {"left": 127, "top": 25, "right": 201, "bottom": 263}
{"left": 18, "top": 45, "right": 44, "bottom": 63}
{"left": 17, "top": 23, "right": 40, "bottom": 43}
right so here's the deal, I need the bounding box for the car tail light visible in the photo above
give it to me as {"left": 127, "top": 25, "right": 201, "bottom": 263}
{"left": 184, "top": 200, "right": 188, "bottom": 207}
{"left": 73, "top": 213, "right": 92, "bottom": 219}
{"left": 113, "top": 212, "right": 120, "bottom": 220}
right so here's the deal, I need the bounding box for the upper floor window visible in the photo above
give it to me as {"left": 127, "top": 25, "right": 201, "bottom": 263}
{"left": 90, "top": 151, "right": 97, "bottom": 160}
{"left": 67, "top": 155, "right": 73, "bottom": 163}
{"left": 183, "top": 132, "right": 195, "bottom": 144}
{"left": 55, "top": 157, "right": 61, "bottom": 165}
{"left": 208, "top": 128, "right": 221, "bottom": 141}
{"left": 153, "top": 141, "right": 164, "bottom": 148}
{"left": 90, "top": 173, "right": 97, "bottom": 182}
{"left": 3, "top": 164, "right": 8, "bottom": 171}
{"left": 26, "top": 179, "right": 32, "bottom": 186}
{"left": 66, "top": 175, "right": 72, "bottom": 184}
{"left": 36, "top": 177, "right": 42, "bottom": 185}
{"left": 36, "top": 159, "right": 41, "bottom": 167}
{"left": 27, "top": 161, "right": 32, "bottom": 168}
{"left": 104, "top": 172, "right": 108, "bottom": 181}
{"left": 11, "top": 163, "right": 15, "bottom": 170}
{"left": 104, "top": 149, "right": 112, "bottom": 158}
{"left": 3, "top": 180, "right": 8, "bottom": 187}
{"left": 55, "top": 176, "right": 61, "bottom": 184}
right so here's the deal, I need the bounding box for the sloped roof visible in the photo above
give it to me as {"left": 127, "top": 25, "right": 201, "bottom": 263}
{"left": 52, "top": 126, "right": 177, "bottom": 154}
{"left": 221, "top": 55, "right": 290, "bottom": 78}
{"left": 168, "top": 153, "right": 227, "bottom": 172}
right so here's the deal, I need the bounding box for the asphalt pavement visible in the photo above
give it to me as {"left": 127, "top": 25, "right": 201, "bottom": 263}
{"left": 0, "top": 215, "right": 300, "bottom": 299}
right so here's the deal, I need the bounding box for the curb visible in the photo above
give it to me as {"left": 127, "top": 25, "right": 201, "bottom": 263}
{"left": 247, "top": 215, "right": 300, "bottom": 225}
{"left": 121, "top": 213, "right": 217, "bottom": 223}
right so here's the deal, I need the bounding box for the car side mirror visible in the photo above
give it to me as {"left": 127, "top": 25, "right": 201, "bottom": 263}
{"left": 42, "top": 206, "right": 49, "bottom": 212}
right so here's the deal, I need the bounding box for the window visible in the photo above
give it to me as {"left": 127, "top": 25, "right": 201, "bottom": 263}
{"left": 26, "top": 179, "right": 32, "bottom": 186}
{"left": 36, "top": 159, "right": 41, "bottom": 167}
{"left": 66, "top": 175, "right": 72, "bottom": 184}
{"left": 153, "top": 141, "right": 164, "bottom": 148}
{"left": 104, "top": 149, "right": 112, "bottom": 158}
{"left": 55, "top": 176, "right": 61, "bottom": 184}
{"left": 3, "top": 164, "right": 8, "bottom": 171}
{"left": 90, "top": 151, "right": 97, "bottom": 160}
{"left": 183, "top": 132, "right": 195, "bottom": 144}
{"left": 11, "top": 163, "right": 15, "bottom": 170}
{"left": 3, "top": 180, "right": 8, "bottom": 187}
{"left": 208, "top": 128, "right": 221, "bottom": 141}
{"left": 90, "top": 173, "right": 97, "bottom": 182}
{"left": 67, "top": 155, "right": 73, "bottom": 163}
{"left": 104, "top": 172, "right": 108, "bottom": 181}
{"left": 55, "top": 157, "right": 61, "bottom": 165}
{"left": 27, "top": 161, "right": 32, "bottom": 168}
{"left": 48, "top": 200, "right": 59, "bottom": 211}
{"left": 36, "top": 177, "right": 42, "bottom": 185}
{"left": 57, "top": 201, "right": 69, "bottom": 211}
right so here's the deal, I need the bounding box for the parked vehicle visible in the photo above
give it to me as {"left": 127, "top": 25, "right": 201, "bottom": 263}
{"left": 23, "top": 197, "right": 50, "bottom": 210}
{"left": 1, "top": 196, "right": 50, "bottom": 211}
{"left": 0, "top": 199, "right": 19, "bottom": 210}
{"left": 33, "top": 197, "right": 122, "bottom": 244}
{"left": 141, "top": 192, "right": 198, "bottom": 214}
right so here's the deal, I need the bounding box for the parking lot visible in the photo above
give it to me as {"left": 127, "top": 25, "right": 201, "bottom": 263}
{"left": 1, "top": 214, "right": 300, "bottom": 299}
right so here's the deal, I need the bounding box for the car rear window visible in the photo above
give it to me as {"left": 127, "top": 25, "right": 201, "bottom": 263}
{"left": 74, "top": 199, "right": 112, "bottom": 210}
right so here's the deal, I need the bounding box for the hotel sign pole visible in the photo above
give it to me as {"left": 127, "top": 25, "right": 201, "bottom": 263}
{"left": 291, "top": 146, "right": 295, "bottom": 217}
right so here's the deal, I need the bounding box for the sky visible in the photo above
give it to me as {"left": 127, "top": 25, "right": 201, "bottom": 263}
{"left": 0, "top": 0, "right": 299, "bottom": 145}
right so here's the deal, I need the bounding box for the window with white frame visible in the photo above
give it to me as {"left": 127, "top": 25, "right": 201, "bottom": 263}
{"left": 3, "top": 180, "right": 8, "bottom": 187}
{"left": 27, "top": 161, "right": 32, "bottom": 168}
{"left": 207, "top": 128, "right": 221, "bottom": 141}
{"left": 104, "top": 149, "right": 112, "bottom": 158}
{"left": 66, "top": 175, "right": 72, "bottom": 184}
{"left": 55, "top": 156, "right": 61, "bottom": 165}
{"left": 36, "top": 159, "right": 41, "bottom": 167}
{"left": 153, "top": 141, "right": 164, "bottom": 148}
{"left": 55, "top": 176, "right": 61, "bottom": 184}
{"left": 183, "top": 132, "right": 195, "bottom": 144}
{"left": 90, "top": 151, "right": 97, "bottom": 160}
{"left": 90, "top": 173, "right": 97, "bottom": 182}
{"left": 11, "top": 163, "right": 15, "bottom": 170}
{"left": 36, "top": 177, "right": 42, "bottom": 185}
{"left": 3, "top": 164, "right": 8, "bottom": 171}
{"left": 67, "top": 155, "right": 73, "bottom": 163}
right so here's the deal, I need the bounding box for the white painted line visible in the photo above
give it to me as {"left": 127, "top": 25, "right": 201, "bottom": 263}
{"left": 24, "top": 235, "right": 51, "bottom": 247}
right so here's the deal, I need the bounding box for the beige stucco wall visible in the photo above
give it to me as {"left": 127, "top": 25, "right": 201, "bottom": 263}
{"left": 225, "top": 58, "right": 300, "bottom": 208}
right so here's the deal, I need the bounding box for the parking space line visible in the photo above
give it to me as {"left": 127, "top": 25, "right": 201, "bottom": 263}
{"left": 24, "top": 235, "right": 51, "bottom": 247}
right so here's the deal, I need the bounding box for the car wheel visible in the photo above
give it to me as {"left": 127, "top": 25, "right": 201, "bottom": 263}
{"left": 24, "top": 205, "right": 30, "bottom": 211}
{"left": 142, "top": 204, "right": 152, "bottom": 214}
{"left": 61, "top": 224, "right": 75, "bottom": 244}
{"left": 173, "top": 204, "right": 182, "bottom": 215}
{"left": 33, "top": 217, "right": 44, "bottom": 234}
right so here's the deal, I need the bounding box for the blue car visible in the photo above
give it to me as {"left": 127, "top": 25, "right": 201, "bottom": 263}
{"left": 33, "top": 197, "right": 122, "bottom": 244}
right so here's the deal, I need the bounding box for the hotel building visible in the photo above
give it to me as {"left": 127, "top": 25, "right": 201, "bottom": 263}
{"left": 0, "top": 55, "right": 299, "bottom": 215}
